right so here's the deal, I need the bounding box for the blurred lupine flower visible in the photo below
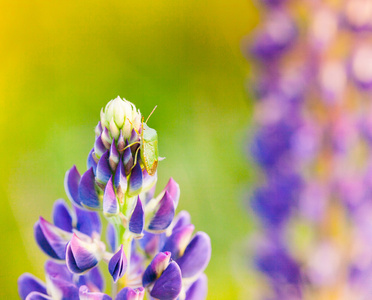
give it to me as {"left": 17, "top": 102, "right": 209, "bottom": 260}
{"left": 245, "top": 1, "right": 372, "bottom": 299}
{"left": 19, "top": 97, "right": 211, "bottom": 300}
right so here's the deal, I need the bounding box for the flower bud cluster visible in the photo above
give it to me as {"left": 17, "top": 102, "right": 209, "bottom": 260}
{"left": 18, "top": 97, "right": 211, "bottom": 300}
{"left": 246, "top": 0, "right": 372, "bottom": 299}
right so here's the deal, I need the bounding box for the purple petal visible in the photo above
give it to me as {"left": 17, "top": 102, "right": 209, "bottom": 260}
{"left": 142, "top": 252, "right": 171, "bottom": 287}
{"left": 79, "top": 168, "right": 101, "bottom": 210}
{"left": 18, "top": 273, "right": 47, "bottom": 300}
{"left": 45, "top": 260, "right": 73, "bottom": 282}
{"left": 103, "top": 176, "right": 119, "bottom": 216}
{"left": 148, "top": 191, "right": 175, "bottom": 233}
{"left": 176, "top": 232, "right": 211, "bottom": 279}
{"left": 66, "top": 234, "right": 102, "bottom": 274}
{"left": 185, "top": 274, "right": 208, "bottom": 300}
{"left": 143, "top": 185, "right": 156, "bottom": 204}
{"left": 96, "top": 151, "right": 112, "bottom": 186}
{"left": 52, "top": 199, "right": 73, "bottom": 232}
{"left": 87, "top": 148, "right": 98, "bottom": 175}
{"left": 150, "top": 261, "right": 182, "bottom": 300}
{"left": 123, "top": 146, "right": 134, "bottom": 176}
{"left": 129, "top": 197, "right": 144, "bottom": 236}
{"left": 34, "top": 217, "right": 71, "bottom": 260}
{"left": 78, "top": 267, "right": 104, "bottom": 292}
{"left": 115, "top": 287, "right": 144, "bottom": 300}
{"left": 25, "top": 292, "right": 52, "bottom": 300}
{"left": 128, "top": 162, "right": 143, "bottom": 196}
{"left": 164, "top": 178, "right": 180, "bottom": 208}
{"left": 64, "top": 165, "right": 82, "bottom": 207}
{"left": 95, "top": 121, "right": 103, "bottom": 137}
{"left": 141, "top": 168, "right": 157, "bottom": 193}
{"left": 94, "top": 134, "right": 107, "bottom": 158}
{"left": 79, "top": 285, "right": 112, "bottom": 300}
{"left": 114, "top": 157, "right": 127, "bottom": 202}
{"left": 75, "top": 206, "right": 102, "bottom": 236}
{"left": 109, "top": 139, "right": 119, "bottom": 171}
{"left": 108, "top": 245, "right": 128, "bottom": 282}
{"left": 106, "top": 223, "right": 118, "bottom": 253}
{"left": 162, "top": 224, "right": 195, "bottom": 260}
{"left": 129, "top": 128, "right": 139, "bottom": 144}
{"left": 172, "top": 211, "right": 191, "bottom": 232}
{"left": 139, "top": 231, "right": 166, "bottom": 257}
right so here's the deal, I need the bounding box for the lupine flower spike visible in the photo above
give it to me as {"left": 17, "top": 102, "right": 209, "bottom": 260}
{"left": 19, "top": 96, "right": 211, "bottom": 300}
{"left": 245, "top": 0, "right": 372, "bottom": 299}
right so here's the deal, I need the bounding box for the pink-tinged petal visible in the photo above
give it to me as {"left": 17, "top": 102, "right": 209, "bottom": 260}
{"left": 96, "top": 151, "right": 112, "bottom": 186}
{"left": 108, "top": 245, "right": 128, "bottom": 282}
{"left": 79, "top": 285, "right": 112, "bottom": 300}
{"left": 162, "top": 224, "right": 195, "bottom": 260}
{"left": 52, "top": 199, "right": 73, "bottom": 232}
{"left": 64, "top": 165, "right": 82, "bottom": 207}
{"left": 66, "top": 234, "right": 103, "bottom": 274}
{"left": 115, "top": 287, "right": 144, "bottom": 300}
{"left": 109, "top": 139, "right": 119, "bottom": 171}
{"left": 87, "top": 148, "right": 98, "bottom": 175}
{"left": 35, "top": 217, "right": 71, "bottom": 260}
{"left": 117, "top": 130, "right": 125, "bottom": 152}
{"left": 123, "top": 146, "right": 134, "bottom": 176}
{"left": 150, "top": 261, "right": 182, "bottom": 300}
{"left": 75, "top": 206, "right": 102, "bottom": 236}
{"left": 147, "top": 191, "right": 175, "bottom": 233}
{"left": 106, "top": 223, "right": 117, "bottom": 253}
{"left": 128, "top": 162, "right": 143, "bottom": 197}
{"left": 172, "top": 211, "right": 191, "bottom": 232}
{"left": 142, "top": 252, "right": 171, "bottom": 287}
{"left": 103, "top": 177, "right": 119, "bottom": 216}
{"left": 18, "top": 273, "right": 47, "bottom": 300}
{"left": 25, "top": 292, "right": 52, "bottom": 300}
{"left": 79, "top": 168, "right": 101, "bottom": 210}
{"left": 164, "top": 178, "right": 180, "bottom": 208}
{"left": 102, "top": 127, "right": 112, "bottom": 149}
{"left": 185, "top": 274, "right": 208, "bottom": 300}
{"left": 129, "top": 197, "right": 144, "bottom": 236}
{"left": 176, "top": 232, "right": 211, "bottom": 279}
{"left": 94, "top": 134, "right": 107, "bottom": 159}
{"left": 114, "top": 157, "right": 127, "bottom": 202}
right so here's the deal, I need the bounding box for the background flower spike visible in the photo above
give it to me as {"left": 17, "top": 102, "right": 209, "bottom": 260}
{"left": 129, "top": 197, "right": 144, "bottom": 237}
{"left": 115, "top": 287, "right": 144, "bottom": 300}
{"left": 52, "top": 199, "right": 73, "bottom": 233}
{"left": 176, "top": 232, "right": 211, "bottom": 279}
{"left": 147, "top": 191, "right": 175, "bottom": 233}
{"left": 108, "top": 245, "right": 128, "bottom": 283}
{"left": 149, "top": 261, "right": 182, "bottom": 300}
{"left": 64, "top": 165, "right": 82, "bottom": 207}
{"left": 79, "top": 167, "right": 101, "bottom": 210}
{"left": 103, "top": 176, "right": 119, "bottom": 217}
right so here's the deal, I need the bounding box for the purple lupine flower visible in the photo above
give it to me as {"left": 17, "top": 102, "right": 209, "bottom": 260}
{"left": 246, "top": 0, "right": 372, "bottom": 299}
{"left": 19, "top": 97, "right": 211, "bottom": 300}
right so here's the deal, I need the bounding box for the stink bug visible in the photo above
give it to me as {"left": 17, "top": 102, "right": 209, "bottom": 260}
{"left": 124, "top": 106, "right": 159, "bottom": 176}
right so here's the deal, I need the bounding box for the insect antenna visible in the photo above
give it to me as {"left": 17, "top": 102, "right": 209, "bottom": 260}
{"left": 145, "top": 105, "right": 157, "bottom": 124}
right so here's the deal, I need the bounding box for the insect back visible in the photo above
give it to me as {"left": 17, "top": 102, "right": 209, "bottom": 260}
{"left": 141, "top": 123, "right": 159, "bottom": 176}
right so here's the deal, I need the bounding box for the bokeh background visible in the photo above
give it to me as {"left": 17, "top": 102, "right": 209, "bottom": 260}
{"left": 0, "top": 1, "right": 259, "bottom": 299}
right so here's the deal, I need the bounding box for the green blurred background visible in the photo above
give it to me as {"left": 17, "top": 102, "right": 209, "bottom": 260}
{"left": 0, "top": 1, "right": 258, "bottom": 298}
